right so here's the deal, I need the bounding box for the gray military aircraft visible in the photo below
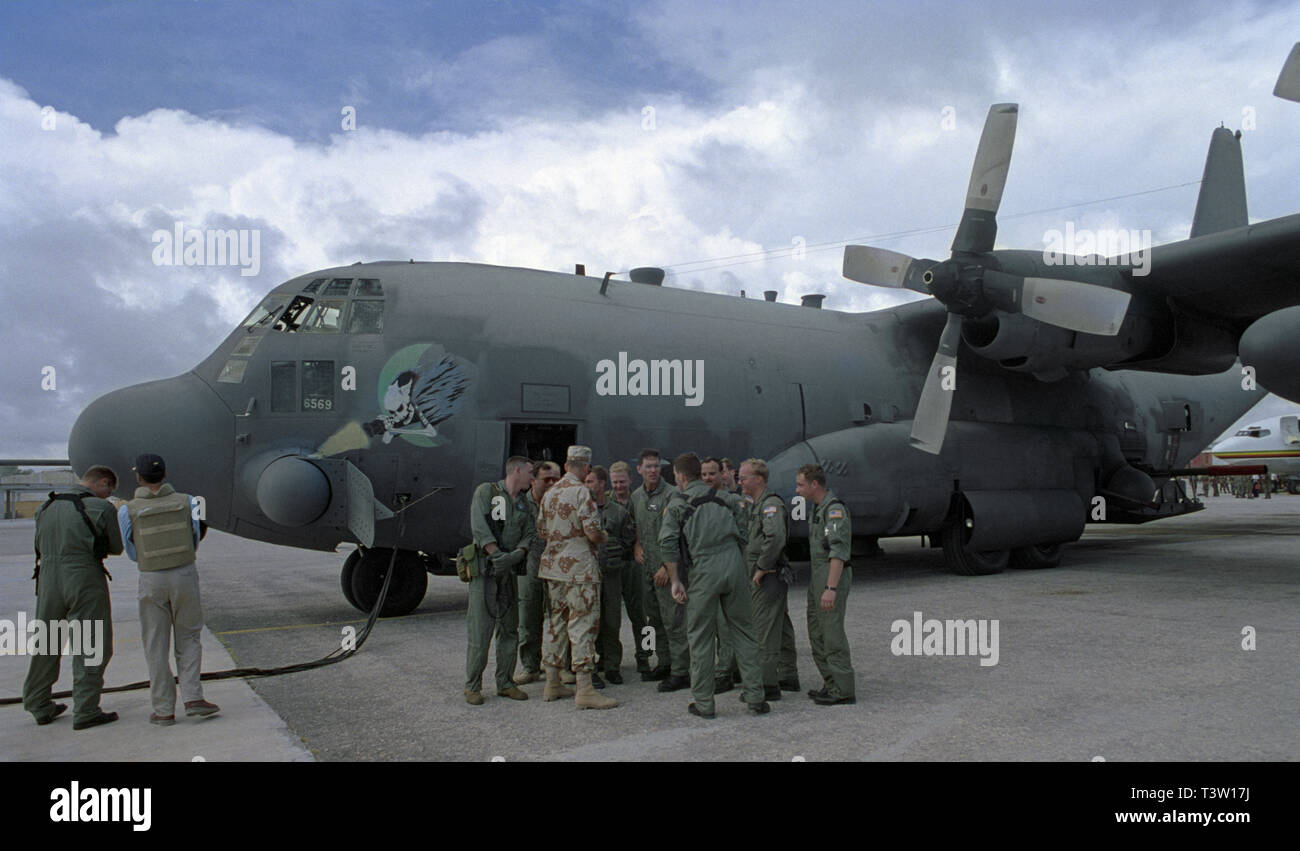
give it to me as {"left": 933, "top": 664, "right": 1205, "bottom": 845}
{"left": 61, "top": 53, "right": 1300, "bottom": 615}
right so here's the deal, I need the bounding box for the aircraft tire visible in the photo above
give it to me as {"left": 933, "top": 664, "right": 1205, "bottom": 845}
{"left": 340, "top": 549, "right": 364, "bottom": 609}
{"left": 1288, "top": 480, "right": 1300, "bottom": 495}
{"left": 350, "top": 548, "right": 428, "bottom": 617}
{"left": 940, "top": 527, "right": 1007, "bottom": 575}
{"left": 1008, "top": 543, "right": 1063, "bottom": 569}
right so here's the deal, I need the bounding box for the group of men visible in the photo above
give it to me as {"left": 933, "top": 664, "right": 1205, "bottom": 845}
{"left": 464, "top": 446, "right": 857, "bottom": 717}
{"left": 23, "top": 454, "right": 219, "bottom": 730}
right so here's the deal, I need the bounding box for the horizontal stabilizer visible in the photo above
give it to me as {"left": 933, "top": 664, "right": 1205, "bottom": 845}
{"left": 1189, "top": 127, "right": 1247, "bottom": 239}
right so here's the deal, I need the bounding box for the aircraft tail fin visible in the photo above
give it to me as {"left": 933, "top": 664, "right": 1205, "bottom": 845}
{"left": 1275, "top": 42, "right": 1300, "bottom": 103}
{"left": 1189, "top": 127, "right": 1247, "bottom": 239}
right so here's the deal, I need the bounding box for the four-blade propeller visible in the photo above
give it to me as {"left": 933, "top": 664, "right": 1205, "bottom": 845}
{"left": 842, "top": 103, "right": 1132, "bottom": 454}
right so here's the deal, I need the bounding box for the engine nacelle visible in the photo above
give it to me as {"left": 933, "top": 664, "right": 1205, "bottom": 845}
{"left": 961, "top": 310, "right": 1156, "bottom": 381}
{"left": 1239, "top": 306, "right": 1300, "bottom": 404}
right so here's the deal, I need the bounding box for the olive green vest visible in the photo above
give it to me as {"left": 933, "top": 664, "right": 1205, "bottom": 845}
{"left": 127, "top": 484, "right": 196, "bottom": 572}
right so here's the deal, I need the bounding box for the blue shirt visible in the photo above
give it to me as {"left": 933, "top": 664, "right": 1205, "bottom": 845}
{"left": 117, "top": 498, "right": 201, "bottom": 563}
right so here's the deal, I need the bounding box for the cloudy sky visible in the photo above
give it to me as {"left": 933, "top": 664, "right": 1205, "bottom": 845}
{"left": 1, "top": 0, "right": 1298, "bottom": 459}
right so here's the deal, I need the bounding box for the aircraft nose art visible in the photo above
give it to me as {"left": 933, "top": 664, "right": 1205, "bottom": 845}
{"left": 68, "top": 372, "right": 234, "bottom": 526}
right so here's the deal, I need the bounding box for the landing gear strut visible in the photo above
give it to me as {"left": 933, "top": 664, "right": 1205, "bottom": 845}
{"left": 340, "top": 547, "right": 429, "bottom": 616}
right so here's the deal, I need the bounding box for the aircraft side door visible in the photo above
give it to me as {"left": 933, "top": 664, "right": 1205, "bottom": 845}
{"left": 1281, "top": 415, "right": 1300, "bottom": 445}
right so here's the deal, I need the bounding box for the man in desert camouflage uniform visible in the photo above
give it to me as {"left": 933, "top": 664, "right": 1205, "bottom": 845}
{"left": 538, "top": 446, "right": 616, "bottom": 709}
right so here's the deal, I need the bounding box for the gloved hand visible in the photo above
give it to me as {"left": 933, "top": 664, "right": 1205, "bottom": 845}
{"left": 489, "top": 547, "right": 525, "bottom": 576}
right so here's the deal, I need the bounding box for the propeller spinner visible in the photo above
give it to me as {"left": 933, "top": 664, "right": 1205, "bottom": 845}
{"left": 842, "top": 103, "right": 1131, "bottom": 454}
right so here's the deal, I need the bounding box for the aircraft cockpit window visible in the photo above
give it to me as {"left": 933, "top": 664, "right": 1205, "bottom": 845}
{"left": 217, "top": 359, "right": 248, "bottom": 384}
{"left": 273, "top": 295, "right": 314, "bottom": 332}
{"left": 231, "top": 335, "right": 262, "bottom": 357}
{"left": 324, "top": 278, "right": 353, "bottom": 296}
{"left": 302, "top": 299, "right": 346, "bottom": 332}
{"left": 302, "top": 277, "right": 327, "bottom": 293}
{"left": 347, "top": 300, "right": 385, "bottom": 334}
{"left": 355, "top": 278, "right": 383, "bottom": 296}
{"left": 240, "top": 296, "right": 286, "bottom": 330}
{"left": 1234, "top": 427, "right": 1270, "bottom": 438}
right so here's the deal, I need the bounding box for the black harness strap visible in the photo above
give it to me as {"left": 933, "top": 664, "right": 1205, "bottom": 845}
{"left": 32, "top": 492, "right": 114, "bottom": 592}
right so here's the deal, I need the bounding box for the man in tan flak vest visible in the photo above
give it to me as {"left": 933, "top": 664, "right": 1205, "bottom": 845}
{"left": 537, "top": 445, "right": 617, "bottom": 709}
{"left": 117, "top": 454, "right": 220, "bottom": 726}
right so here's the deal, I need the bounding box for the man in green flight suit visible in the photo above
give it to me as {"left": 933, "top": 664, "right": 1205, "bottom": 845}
{"left": 464, "top": 455, "right": 535, "bottom": 705}
{"left": 739, "top": 458, "right": 800, "bottom": 700}
{"left": 515, "top": 460, "right": 560, "bottom": 684}
{"left": 608, "top": 461, "right": 651, "bottom": 676}
{"left": 796, "top": 463, "right": 856, "bottom": 705}
{"left": 23, "top": 465, "right": 123, "bottom": 730}
{"left": 629, "top": 449, "right": 689, "bottom": 690}
{"left": 702, "top": 456, "right": 743, "bottom": 693}
{"left": 660, "top": 452, "right": 768, "bottom": 719}
{"left": 584, "top": 464, "right": 635, "bottom": 684}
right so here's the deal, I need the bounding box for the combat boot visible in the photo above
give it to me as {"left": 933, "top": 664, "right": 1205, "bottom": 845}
{"left": 560, "top": 668, "right": 577, "bottom": 685}
{"left": 543, "top": 666, "right": 574, "bottom": 701}
{"left": 574, "top": 672, "right": 618, "bottom": 710}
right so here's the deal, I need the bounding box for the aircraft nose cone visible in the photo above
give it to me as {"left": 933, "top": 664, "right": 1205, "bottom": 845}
{"left": 68, "top": 373, "right": 233, "bottom": 523}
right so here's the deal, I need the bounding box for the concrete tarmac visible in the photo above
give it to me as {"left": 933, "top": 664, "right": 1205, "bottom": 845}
{"left": 0, "top": 519, "right": 312, "bottom": 762}
{"left": 2, "top": 494, "right": 1295, "bottom": 761}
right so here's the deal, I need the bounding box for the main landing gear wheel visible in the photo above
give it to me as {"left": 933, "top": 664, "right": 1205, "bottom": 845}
{"left": 340, "top": 549, "right": 364, "bottom": 609}
{"left": 1009, "top": 543, "right": 1063, "bottom": 569}
{"left": 940, "top": 526, "right": 1008, "bottom": 575}
{"left": 347, "top": 547, "right": 428, "bottom": 617}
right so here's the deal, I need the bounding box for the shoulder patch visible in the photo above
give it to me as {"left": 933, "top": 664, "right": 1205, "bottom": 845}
{"left": 827, "top": 507, "right": 845, "bottom": 520}
{"left": 763, "top": 505, "right": 778, "bottom": 517}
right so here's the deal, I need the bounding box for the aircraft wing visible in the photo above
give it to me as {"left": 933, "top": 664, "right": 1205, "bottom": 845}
{"left": 1132, "top": 212, "right": 1300, "bottom": 325}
